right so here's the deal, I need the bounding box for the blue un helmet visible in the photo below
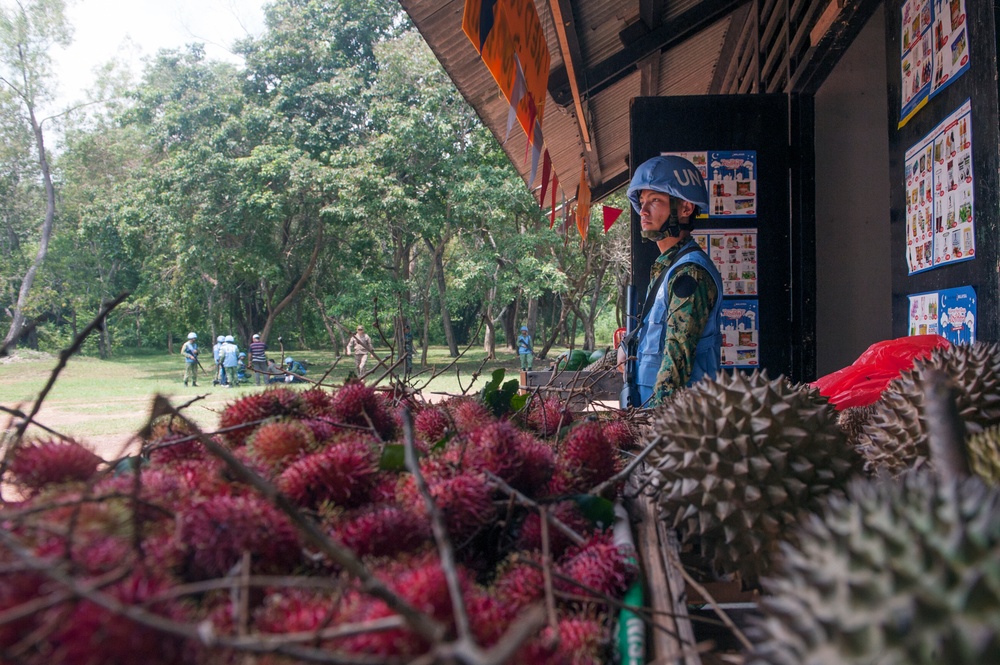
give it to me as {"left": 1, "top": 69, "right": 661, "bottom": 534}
{"left": 627, "top": 155, "right": 709, "bottom": 241}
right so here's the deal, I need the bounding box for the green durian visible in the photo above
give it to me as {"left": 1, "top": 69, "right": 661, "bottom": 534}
{"left": 748, "top": 471, "right": 1000, "bottom": 665}
{"left": 859, "top": 342, "right": 1000, "bottom": 476}
{"left": 641, "top": 370, "right": 862, "bottom": 585}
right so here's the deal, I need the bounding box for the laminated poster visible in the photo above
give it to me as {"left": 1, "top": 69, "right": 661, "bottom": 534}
{"left": 899, "top": 0, "right": 970, "bottom": 127}
{"left": 662, "top": 150, "right": 757, "bottom": 217}
{"left": 692, "top": 229, "right": 758, "bottom": 296}
{"left": 904, "top": 99, "right": 974, "bottom": 274}
{"left": 720, "top": 300, "right": 759, "bottom": 368}
{"left": 908, "top": 285, "right": 976, "bottom": 344}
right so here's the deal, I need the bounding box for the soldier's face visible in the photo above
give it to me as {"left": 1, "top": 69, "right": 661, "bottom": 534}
{"left": 638, "top": 190, "right": 672, "bottom": 234}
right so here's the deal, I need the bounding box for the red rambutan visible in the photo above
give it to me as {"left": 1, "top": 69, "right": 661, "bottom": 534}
{"left": 525, "top": 396, "right": 574, "bottom": 436}
{"left": 516, "top": 616, "right": 607, "bottom": 665}
{"left": 7, "top": 439, "right": 102, "bottom": 493}
{"left": 300, "top": 386, "right": 335, "bottom": 416}
{"left": 276, "top": 437, "right": 378, "bottom": 509}
{"left": 329, "top": 381, "right": 397, "bottom": 439}
{"left": 414, "top": 405, "right": 451, "bottom": 442}
{"left": 47, "top": 569, "right": 190, "bottom": 665}
{"left": 333, "top": 505, "right": 431, "bottom": 558}
{"left": 254, "top": 588, "right": 341, "bottom": 634}
{"left": 516, "top": 501, "right": 594, "bottom": 558}
{"left": 556, "top": 531, "right": 636, "bottom": 605}
{"left": 218, "top": 388, "right": 307, "bottom": 447}
{"left": 302, "top": 416, "right": 338, "bottom": 445}
{"left": 493, "top": 555, "right": 545, "bottom": 612}
{"left": 602, "top": 418, "right": 639, "bottom": 451}
{"left": 334, "top": 553, "right": 472, "bottom": 657}
{"left": 461, "top": 422, "right": 555, "bottom": 493}
{"left": 146, "top": 433, "right": 204, "bottom": 465}
{"left": 447, "top": 398, "right": 494, "bottom": 433}
{"left": 248, "top": 419, "right": 314, "bottom": 470}
{"left": 555, "top": 422, "right": 623, "bottom": 493}
{"left": 178, "top": 493, "right": 302, "bottom": 580}
{"left": 396, "top": 469, "right": 496, "bottom": 542}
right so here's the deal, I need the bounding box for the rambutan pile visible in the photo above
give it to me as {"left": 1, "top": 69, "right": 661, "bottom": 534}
{"left": 1, "top": 381, "right": 641, "bottom": 663}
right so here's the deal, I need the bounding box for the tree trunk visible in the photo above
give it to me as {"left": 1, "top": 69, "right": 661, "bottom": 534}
{"left": 432, "top": 244, "right": 458, "bottom": 357}
{"left": 3, "top": 100, "right": 55, "bottom": 348}
{"left": 538, "top": 299, "right": 569, "bottom": 360}
{"left": 503, "top": 297, "right": 518, "bottom": 352}
{"left": 527, "top": 296, "right": 539, "bottom": 347}
{"left": 261, "top": 223, "right": 323, "bottom": 342}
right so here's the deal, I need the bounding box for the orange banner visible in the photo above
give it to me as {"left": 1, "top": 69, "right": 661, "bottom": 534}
{"left": 463, "top": 0, "right": 550, "bottom": 139}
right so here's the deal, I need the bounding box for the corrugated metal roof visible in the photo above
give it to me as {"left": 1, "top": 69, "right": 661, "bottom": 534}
{"left": 399, "top": 0, "right": 738, "bottom": 203}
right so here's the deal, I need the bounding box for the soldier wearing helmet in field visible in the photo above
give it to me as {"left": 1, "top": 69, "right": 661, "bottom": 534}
{"left": 181, "top": 332, "right": 199, "bottom": 387}
{"left": 618, "top": 155, "right": 723, "bottom": 407}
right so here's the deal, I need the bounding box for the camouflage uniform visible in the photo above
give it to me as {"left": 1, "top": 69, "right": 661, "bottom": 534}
{"left": 646, "top": 240, "right": 719, "bottom": 406}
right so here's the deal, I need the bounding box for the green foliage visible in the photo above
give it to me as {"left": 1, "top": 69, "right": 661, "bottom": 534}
{"left": 9, "top": 0, "right": 625, "bottom": 358}
{"left": 479, "top": 368, "right": 527, "bottom": 418}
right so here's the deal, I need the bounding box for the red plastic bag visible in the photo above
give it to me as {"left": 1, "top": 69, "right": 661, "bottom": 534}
{"left": 811, "top": 335, "right": 950, "bottom": 410}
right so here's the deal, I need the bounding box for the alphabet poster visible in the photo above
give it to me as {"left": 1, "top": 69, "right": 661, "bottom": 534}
{"left": 899, "top": 0, "right": 970, "bottom": 127}
{"left": 904, "top": 99, "right": 974, "bottom": 274}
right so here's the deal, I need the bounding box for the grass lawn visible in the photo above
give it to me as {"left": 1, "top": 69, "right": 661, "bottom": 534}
{"left": 0, "top": 345, "right": 538, "bottom": 460}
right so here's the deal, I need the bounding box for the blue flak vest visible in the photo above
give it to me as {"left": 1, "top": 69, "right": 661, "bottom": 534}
{"left": 635, "top": 241, "right": 724, "bottom": 405}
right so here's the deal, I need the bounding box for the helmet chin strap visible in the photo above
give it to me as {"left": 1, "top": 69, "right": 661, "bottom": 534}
{"left": 640, "top": 199, "right": 691, "bottom": 242}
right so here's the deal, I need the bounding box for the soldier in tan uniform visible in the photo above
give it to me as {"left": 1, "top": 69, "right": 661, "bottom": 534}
{"left": 346, "top": 325, "right": 373, "bottom": 376}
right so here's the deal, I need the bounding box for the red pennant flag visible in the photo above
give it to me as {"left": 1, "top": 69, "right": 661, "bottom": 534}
{"left": 539, "top": 150, "right": 551, "bottom": 206}
{"left": 602, "top": 205, "right": 623, "bottom": 233}
{"left": 549, "top": 172, "right": 559, "bottom": 228}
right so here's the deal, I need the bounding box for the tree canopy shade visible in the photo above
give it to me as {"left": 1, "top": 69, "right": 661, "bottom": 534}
{"left": 0, "top": 0, "right": 628, "bottom": 360}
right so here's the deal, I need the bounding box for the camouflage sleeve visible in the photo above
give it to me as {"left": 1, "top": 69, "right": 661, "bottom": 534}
{"left": 648, "top": 263, "right": 718, "bottom": 407}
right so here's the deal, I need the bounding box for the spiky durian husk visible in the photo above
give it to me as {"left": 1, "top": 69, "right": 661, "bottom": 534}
{"left": 748, "top": 471, "right": 1000, "bottom": 665}
{"left": 642, "top": 370, "right": 861, "bottom": 585}
{"left": 859, "top": 342, "right": 1000, "bottom": 476}
{"left": 967, "top": 424, "right": 1000, "bottom": 484}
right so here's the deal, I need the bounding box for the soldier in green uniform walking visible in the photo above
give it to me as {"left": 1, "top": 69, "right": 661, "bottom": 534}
{"left": 618, "top": 155, "right": 723, "bottom": 407}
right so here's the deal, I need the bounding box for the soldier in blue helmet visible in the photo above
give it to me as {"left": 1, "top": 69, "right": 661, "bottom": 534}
{"left": 618, "top": 155, "right": 724, "bottom": 407}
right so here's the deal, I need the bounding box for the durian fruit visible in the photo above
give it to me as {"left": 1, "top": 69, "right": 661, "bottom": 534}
{"left": 642, "top": 370, "right": 861, "bottom": 585}
{"left": 859, "top": 342, "right": 1000, "bottom": 476}
{"left": 748, "top": 471, "right": 1000, "bottom": 665}
{"left": 966, "top": 424, "right": 1000, "bottom": 484}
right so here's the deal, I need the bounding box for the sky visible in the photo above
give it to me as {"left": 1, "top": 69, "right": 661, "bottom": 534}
{"left": 50, "top": 0, "right": 267, "bottom": 108}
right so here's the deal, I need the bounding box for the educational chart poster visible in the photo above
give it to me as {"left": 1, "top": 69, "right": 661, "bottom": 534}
{"left": 720, "top": 300, "right": 759, "bottom": 368}
{"left": 693, "top": 229, "right": 758, "bottom": 296}
{"left": 662, "top": 150, "right": 757, "bottom": 217}
{"left": 899, "top": 0, "right": 970, "bottom": 126}
{"left": 908, "top": 285, "right": 976, "bottom": 343}
{"left": 904, "top": 99, "right": 974, "bottom": 274}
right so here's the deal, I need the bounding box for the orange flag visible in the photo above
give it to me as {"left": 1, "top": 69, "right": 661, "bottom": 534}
{"left": 576, "top": 158, "right": 591, "bottom": 241}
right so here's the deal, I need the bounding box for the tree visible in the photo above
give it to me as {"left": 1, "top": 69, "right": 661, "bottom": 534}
{"left": 0, "top": 0, "right": 70, "bottom": 347}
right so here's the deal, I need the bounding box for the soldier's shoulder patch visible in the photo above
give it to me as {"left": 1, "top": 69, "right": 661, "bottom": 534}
{"left": 671, "top": 274, "right": 698, "bottom": 298}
